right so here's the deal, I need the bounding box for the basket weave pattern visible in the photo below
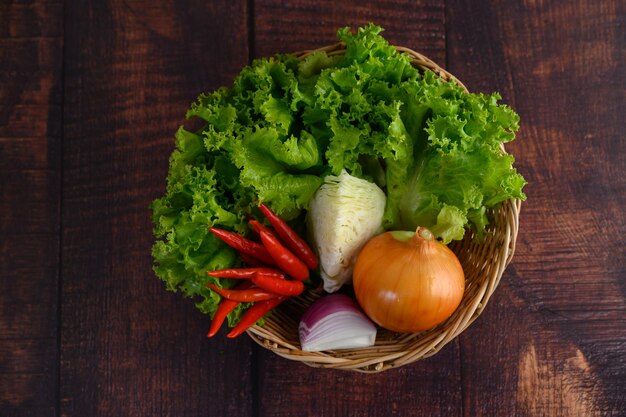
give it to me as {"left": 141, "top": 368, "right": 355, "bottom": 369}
{"left": 246, "top": 43, "right": 522, "bottom": 373}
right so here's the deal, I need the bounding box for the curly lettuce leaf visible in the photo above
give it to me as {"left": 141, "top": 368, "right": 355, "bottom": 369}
{"left": 392, "top": 84, "right": 527, "bottom": 242}
{"left": 152, "top": 51, "right": 324, "bottom": 325}
{"left": 151, "top": 122, "right": 258, "bottom": 319}
{"left": 231, "top": 127, "right": 323, "bottom": 218}
{"left": 307, "top": 25, "right": 526, "bottom": 243}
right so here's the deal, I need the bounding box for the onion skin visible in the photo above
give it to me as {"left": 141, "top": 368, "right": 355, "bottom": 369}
{"left": 353, "top": 227, "right": 465, "bottom": 333}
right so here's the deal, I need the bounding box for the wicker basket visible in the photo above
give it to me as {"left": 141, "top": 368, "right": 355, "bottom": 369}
{"left": 246, "top": 42, "right": 522, "bottom": 373}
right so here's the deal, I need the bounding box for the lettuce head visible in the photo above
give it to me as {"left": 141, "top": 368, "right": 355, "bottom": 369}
{"left": 151, "top": 23, "right": 526, "bottom": 323}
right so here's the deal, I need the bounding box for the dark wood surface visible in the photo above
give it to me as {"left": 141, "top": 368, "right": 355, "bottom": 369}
{"left": 1, "top": 0, "right": 623, "bottom": 416}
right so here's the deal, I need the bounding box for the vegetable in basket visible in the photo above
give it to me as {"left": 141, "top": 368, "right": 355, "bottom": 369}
{"left": 353, "top": 227, "right": 465, "bottom": 333}
{"left": 203, "top": 205, "right": 315, "bottom": 337}
{"left": 307, "top": 170, "right": 386, "bottom": 292}
{"left": 299, "top": 294, "right": 377, "bottom": 351}
{"left": 150, "top": 23, "right": 526, "bottom": 329}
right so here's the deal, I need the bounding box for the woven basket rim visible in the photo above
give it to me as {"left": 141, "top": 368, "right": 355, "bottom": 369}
{"left": 246, "top": 42, "right": 522, "bottom": 373}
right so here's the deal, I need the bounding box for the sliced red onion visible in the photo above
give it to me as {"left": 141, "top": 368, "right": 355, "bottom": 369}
{"left": 299, "top": 293, "right": 377, "bottom": 352}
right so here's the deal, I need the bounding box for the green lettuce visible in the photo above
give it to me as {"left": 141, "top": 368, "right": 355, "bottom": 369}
{"left": 151, "top": 23, "right": 526, "bottom": 323}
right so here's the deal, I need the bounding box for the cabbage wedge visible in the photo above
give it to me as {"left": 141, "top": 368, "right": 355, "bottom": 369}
{"left": 307, "top": 170, "right": 386, "bottom": 292}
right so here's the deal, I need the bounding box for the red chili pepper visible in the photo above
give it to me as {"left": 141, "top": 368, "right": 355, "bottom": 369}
{"left": 259, "top": 229, "right": 310, "bottom": 281}
{"left": 248, "top": 218, "right": 281, "bottom": 239}
{"left": 207, "top": 283, "right": 279, "bottom": 302}
{"left": 258, "top": 203, "right": 319, "bottom": 269}
{"left": 207, "top": 267, "right": 285, "bottom": 280}
{"left": 209, "top": 227, "right": 276, "bottom": 266}
{"left": 206, "top": 281, "right": 253, "bottom": 338}
{"left": 248, "top": 219, "right": 267, "bottom": 235}
{"left": 226, "top": 296, "right": 287, "bottom": 338}
{"left": 251, "top": 272, "right": 305, "bottom": 296}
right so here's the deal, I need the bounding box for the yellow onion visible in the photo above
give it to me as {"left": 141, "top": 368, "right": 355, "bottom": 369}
{"left": 353, "top": 227, "right": 465, "bottom": 333}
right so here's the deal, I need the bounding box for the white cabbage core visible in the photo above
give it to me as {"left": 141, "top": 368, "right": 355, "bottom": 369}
{"left": 307, "top": 170, "right": 386, "bottom": 292}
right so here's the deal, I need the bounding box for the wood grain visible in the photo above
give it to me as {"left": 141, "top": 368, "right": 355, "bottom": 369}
{"left": 446, "top": 0, "right": 626, "bottom": 415}
{"left": 255, "top": 346, "right": 462, "bottom": 417}
{"left": 59, "top": 1, "right": 252, "bottom": 416}
{"left": 0, "top": 1, "right": 63, "bottom": 416}
{"left": 254, "top": 0, "right": 446, "bottom": 65}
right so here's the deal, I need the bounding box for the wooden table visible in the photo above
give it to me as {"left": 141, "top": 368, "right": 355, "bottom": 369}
{"left": 1, "top": 1, "right": 624, "bottom": 416}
